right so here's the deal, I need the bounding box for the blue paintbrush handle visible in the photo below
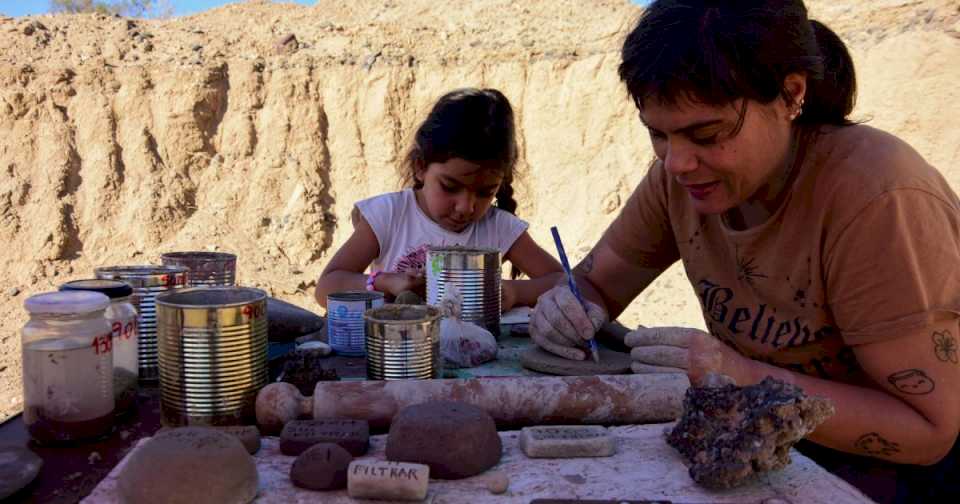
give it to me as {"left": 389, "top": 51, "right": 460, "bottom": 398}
{"left": 550, "top": 227, "right": 600, "bottom": 362}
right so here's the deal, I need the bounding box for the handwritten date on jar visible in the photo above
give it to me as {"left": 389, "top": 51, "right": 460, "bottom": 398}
{"left": 887, "top": 369, "right": 935, "bottom": 395}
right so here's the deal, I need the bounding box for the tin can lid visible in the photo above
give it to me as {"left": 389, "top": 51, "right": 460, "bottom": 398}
{"left": 25, "top": 291, "right": 110, "bottom": 315}
{"left": 59, "top": 279, "right": 133, "bottom": 299}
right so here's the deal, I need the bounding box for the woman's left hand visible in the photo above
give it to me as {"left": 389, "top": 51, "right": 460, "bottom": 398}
{"left": 624, "top": 326, "right": 754, "bottom": 385}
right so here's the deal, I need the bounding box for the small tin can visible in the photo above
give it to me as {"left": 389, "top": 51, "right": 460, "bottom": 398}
{"left": 327, "top": 291, "right": 385, "bottom": 356}
{"left": 364, "top": 304, "right": 442, "bottom": 380}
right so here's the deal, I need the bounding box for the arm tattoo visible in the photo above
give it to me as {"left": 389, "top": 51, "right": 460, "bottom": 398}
{"left": 855, "top": 432, "right": 901, "bottom": 457}
{"left": 933, "top": 330, "right": 959, "bottom": 364}
{"left": 887, "top": 369, "right": 936, "bottom": 395}
{"left": 574, "top": 252, "right": 595, "bottom": 276}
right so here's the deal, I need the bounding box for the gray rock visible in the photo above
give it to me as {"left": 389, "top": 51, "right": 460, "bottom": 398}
{"left": 0, "top": 446, "right": 42, "bottom": 500}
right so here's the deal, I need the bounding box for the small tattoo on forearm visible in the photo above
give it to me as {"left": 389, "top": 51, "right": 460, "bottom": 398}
{"left": 933, "top": 330, "right": 959, "bottom": 364}
{"left": 574, "top": 253, "right": 595, "bottom": 275}
{"left": 887, "top": 369, "right": 936, "bottom": 395}
{"left": 855, "top": 432, "right": 901, "bottom": 456}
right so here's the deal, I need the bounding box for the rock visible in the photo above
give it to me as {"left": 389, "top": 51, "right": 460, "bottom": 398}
{"left": 347, "top": 460, "right": 429, "bottom": 501}
{"left": 484, "top": 470, "right": 509, "bottom": 494}
{"left": 0, "top": 446, "right": 42, "bottom": 500}
{"left": 280, "top": 419, "right": 370, "bottom": 456}
{"left": 191, "top": 44, "right": 202, "bottom": 51}
{"left": 117, "top": 427, "right": 258, "bottom": 504}
{"left": 386, "top": 401, "right": 501, "bottom": 479}
{"left": 267, "top": 297, "right": 325, "bottom": 342}
{"left": 520, "top": 346, "right": 632, "bottom": 375}
{"left": 275, "top": 33, "right": 299, "bottom": 55}
{"left": 7, "top": 287, "right": 19, "bottom": 297}
{"left": 290, "top": 443, "right": 353, "bottom": 491}
{"left": 666, "top": 377, "right": 835, "bottom": 489}
{"left": 297, "top": 341, "right": 332, "bottom": 355}
{"left": 279, "top": 348, "right": 339, "bottom": 396}
{"left": 211, "top": 425, "right": 261, "bottom": 454}
{"left": 519, "top": 425, "right": 615, "bottom": 458}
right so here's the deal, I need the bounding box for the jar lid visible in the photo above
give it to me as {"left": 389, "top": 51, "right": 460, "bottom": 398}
{"left": 24, "top": 291, "right": 111, "bottom": 315}
{"left": 59, "top": 279, "right": 133, "bottom": 299}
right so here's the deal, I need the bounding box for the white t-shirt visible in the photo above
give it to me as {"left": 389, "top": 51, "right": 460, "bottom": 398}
{"left": 356, "top": 189, "right": 529, "bottom": 273}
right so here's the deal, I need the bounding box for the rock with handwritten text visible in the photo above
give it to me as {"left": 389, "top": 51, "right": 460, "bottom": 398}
{"left": 666, "top": 376, "right": 834, "bottom": 489}
{"left": 386, "top": 401, "right": 502, "bottom": 479}
{"left": 290, "top": 443, "right": 353, "bottom": 491}
{"left": 519, "top": 425, "right": 615, "bottom": 458}
{"left": 280, "top": 418, "right": 369, "bottom": 456}
{"left": 347, "top": 460, "right": 430, "bottom": 501}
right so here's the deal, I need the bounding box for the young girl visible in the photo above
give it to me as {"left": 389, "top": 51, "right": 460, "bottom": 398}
{"left": 316, "top": 88, "right": 562, "bottom": 311}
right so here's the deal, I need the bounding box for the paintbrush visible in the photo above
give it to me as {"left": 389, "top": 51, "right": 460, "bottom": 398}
{"left": 550, "top": 226, "right": 601, "bottom": 364}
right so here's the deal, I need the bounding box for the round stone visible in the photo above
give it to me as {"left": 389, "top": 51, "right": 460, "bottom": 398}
{"left": 485, "top": 470, "right": 509, "bottom": 494}
{"left": 0, "top": 446, "right": 42, "bottom": 500}
{"left": 385, "top": 401, "right": 502, "bottom": 479}
{"left": 290, "top": 443, "right": 353, "bottom": 491}
{"left": 117, "top": 427, "right": 258, "bottom": 504}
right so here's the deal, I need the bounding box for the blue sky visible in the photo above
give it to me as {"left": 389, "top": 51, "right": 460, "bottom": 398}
{"left": 1, "top": 0, "right": 650, "bottom": 18}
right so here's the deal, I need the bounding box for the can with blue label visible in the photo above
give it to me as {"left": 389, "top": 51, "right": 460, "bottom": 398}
{"left": 327, "top": 291, "right": 385, "bottom": 356}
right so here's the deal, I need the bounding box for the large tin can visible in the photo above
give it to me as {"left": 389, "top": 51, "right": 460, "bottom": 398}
{"left": 364, "top": 305, "right": 441, "bottom": 380}
{"left": 155, "top": 287, "right": 269, "bottom": 426}
{"left": 426, "top": 246, "right": 501, "bottom": 336}
{"left": 327, "top": 291, "right": 385, "bottom": 356}
{"left": 94, "top": 265, "right": 189, "bottom": 382}
{"left": 160, "top": 251, "right": 237, "bottom": 287}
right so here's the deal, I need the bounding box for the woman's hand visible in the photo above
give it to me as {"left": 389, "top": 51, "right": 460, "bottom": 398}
{"left": 376, "top": 271, "right": 425, "bottom": 297}
{"left": 625, "top": 326, "right": 753, "bottom": 385}
{"left": 530, "top": 285, "right": 608, "bottom": 360}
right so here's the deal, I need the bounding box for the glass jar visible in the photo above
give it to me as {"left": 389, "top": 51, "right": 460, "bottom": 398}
{"left": 61, "top": 280, "right": 139, "bottom": 415}
{"left": 22, "top": 291, "right": 115, "bottom": 443}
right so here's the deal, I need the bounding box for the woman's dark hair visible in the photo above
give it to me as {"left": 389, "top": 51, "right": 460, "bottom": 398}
{"left": 619, "top": 0, "right": 856, "bottom": 128}
{"left": 402, "top": 88, "right": 523, "bottom": 277}
{"left": 402, "top": 88, "right": 519, "bottom": 215}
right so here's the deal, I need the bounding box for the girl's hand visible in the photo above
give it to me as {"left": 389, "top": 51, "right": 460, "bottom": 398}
{"left": 377, "top": 271, "right": 425, "bottom": 297}
{"left": 624, "top": 326, "right": 753, "bottom": 385}
{"left": 501, "top": 281, "right": 518, "bottom": 313}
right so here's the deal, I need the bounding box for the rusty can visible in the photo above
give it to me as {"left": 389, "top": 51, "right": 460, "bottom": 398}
{"left": 160, "top": 251, "right": 237, "bottom": 287}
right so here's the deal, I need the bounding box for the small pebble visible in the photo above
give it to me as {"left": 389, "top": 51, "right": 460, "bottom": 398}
{"left": 7, "top": 287, "right": 20, "bottom": 297}
{"left": 485, "top": 470, "right": 509, "bottom": 494}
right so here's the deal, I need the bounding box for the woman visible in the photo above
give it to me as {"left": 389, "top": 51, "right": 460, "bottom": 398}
{"left": 531, "top": 0, "right": 960, "bottom": 500}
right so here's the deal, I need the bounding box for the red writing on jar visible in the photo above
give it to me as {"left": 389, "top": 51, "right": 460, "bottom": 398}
{"left": 112, "top": 321, "right": 136, "bottom": 341}
{"left": 91, "top": 333, "right": 113, "bottom": 355}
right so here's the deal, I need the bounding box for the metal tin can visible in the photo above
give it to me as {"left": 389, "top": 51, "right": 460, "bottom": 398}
{"left": 426, "top": 246, "right": 502, "bottom": 336}
{"left": 364, "top": 305, "right": 441, "bottom": 380}
{"left": 155, "top": 287, "right": 269, "bottom": 427}
{"left": 327, "top": 291, "right": 385, "bottom": 356}
{"left": 160, "top": 251, "right": 237, "bottom": 287}
{"left": 94, "top": 265, "right": 189, "bottom": 382}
